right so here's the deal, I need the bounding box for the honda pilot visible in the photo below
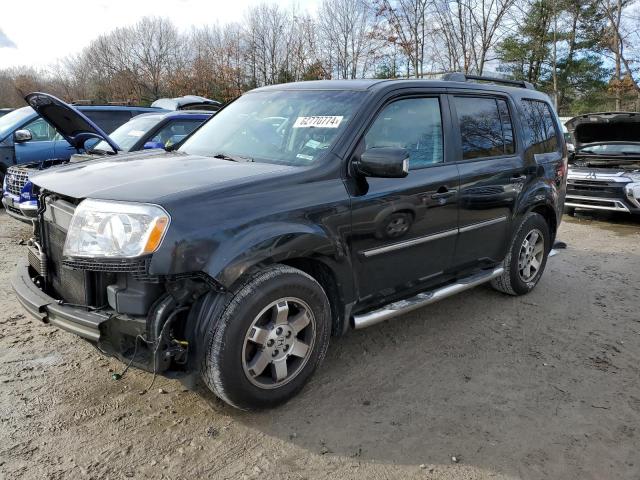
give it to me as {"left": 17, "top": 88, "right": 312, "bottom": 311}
{"left": 12, "top": 74, "right": 567, "bottom": 410}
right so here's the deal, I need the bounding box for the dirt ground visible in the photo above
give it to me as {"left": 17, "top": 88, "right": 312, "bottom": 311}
{"left": 1, "top": 209, "right": 639, "bottom": 480}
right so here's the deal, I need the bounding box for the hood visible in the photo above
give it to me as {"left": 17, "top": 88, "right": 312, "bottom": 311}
{"left": 565, "top": 112, "right": 640, "bottom": 149}
{"left": 24, "top": 92, "right": 120, "bottom": 152}
{"left": 151, "top": 96, "right": 221, "bottom": 111}
{"left": 29, "top": 151, "right": 295, "bottom": 203}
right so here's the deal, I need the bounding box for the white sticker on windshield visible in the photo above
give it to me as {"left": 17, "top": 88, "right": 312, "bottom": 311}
{"left": 293, "top": 116, "right": 343, "bottom": 128}
{"left": 127, "top": 130, "right": 145, "bottom": 137}
{"left": 305, "top": 139, "right": 323, "bottom": 149}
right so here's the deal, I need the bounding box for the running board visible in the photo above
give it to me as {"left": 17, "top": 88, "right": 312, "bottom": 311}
{"left": 352, "top": 266, "right": 504, "bottom": 330}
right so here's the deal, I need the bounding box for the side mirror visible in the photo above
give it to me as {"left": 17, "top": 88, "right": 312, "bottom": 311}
{"left": 354, "top": 147, "right": 409, "bottom": 178}
{"left": 143, "top": 141, "right": 165, "bottom": 150}
{"left": 13, "top": 129, "right": 32, "bottom": 143}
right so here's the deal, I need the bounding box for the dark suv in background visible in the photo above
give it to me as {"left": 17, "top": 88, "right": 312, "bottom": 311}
{"left": 12, "top": 74, "right": 567, "bottom": 410}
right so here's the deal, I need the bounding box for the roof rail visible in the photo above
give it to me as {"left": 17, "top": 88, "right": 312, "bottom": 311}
{"left": 442, "top": 72, "right": 535, "bottom": 90}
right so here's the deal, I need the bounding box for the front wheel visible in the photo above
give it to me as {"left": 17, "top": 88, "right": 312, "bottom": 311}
{"left": 491, "top": 212, "right": 550, "bottom": 296}
{"left": 201, "top": 265, "right": 331, "bottom": 410}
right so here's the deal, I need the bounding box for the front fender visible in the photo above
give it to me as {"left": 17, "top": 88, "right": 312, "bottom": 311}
{"left": 205, "top": 221, "right": 350, "bottom": 289}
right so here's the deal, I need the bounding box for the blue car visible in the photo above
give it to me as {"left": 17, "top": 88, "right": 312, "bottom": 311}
{"left": 0, "top": 102, "right": 162, "bottom": 186}
{"left": 2, "top": 93, "right": 212, "bottom": 223}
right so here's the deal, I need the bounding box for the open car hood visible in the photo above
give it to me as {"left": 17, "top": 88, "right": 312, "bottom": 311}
{"left": 24, "top": 92, "right": 120, "bottom": 152}
{"left": 565, "top": 112, "right": 640, "bottom": 150}
{"left": 151, "top": 95, "right": 221, "bottom": 111}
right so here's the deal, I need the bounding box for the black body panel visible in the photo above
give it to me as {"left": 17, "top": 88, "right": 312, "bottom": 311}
{"left": 15, "top": 78, "right": 567, "bottom": 379}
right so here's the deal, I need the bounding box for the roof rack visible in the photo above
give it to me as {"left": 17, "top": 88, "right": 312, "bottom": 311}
{"left": 442, "top": 72, "right": 535, "bottom": 90}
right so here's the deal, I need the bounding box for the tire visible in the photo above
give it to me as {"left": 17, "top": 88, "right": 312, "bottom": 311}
{"left": 201, "top": 264, "right": 331, "bottom": 410}
{"left": 564, "top": 206, "right": 576, "bottom": 217}
{"left": 491, "top": 212, "right": 550, "bottom": 296}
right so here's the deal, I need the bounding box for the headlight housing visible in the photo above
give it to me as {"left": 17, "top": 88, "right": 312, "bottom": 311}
{"left": 63, "top": 199, "right": 170, "bottom": 258}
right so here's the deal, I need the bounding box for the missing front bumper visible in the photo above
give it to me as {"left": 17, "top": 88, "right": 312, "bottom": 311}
{"left": 11, "top": 258, "right": 108, "bottom": 341}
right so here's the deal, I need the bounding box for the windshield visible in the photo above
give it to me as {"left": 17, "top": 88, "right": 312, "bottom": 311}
{"left": 0, "top": 107, "right": 34, "bottom": 140}
{"left": 178, "top": 90, "right": 366, "bottom": 166}
{"left": 93, "top": 115, "right": 163, "bottom": 152}
{"left": 579, "top": 143, "right": 640, "bottom": 155}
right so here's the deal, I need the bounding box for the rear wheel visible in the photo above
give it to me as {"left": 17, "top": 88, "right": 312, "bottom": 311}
{"left": 491, "top": 212, "right": 550, "bottom": 296}
{"left": 201, "top": 265, "right": 331, "bottom": 410}
{"left": 564, "top": 206, "right": 576, "bottom": 217}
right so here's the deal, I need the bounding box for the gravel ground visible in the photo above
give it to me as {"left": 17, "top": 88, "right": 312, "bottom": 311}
{"left": 1, "top": 209, "right": 639, "bottom": 480}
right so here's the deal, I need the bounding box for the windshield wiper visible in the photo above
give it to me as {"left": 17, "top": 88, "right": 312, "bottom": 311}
{"left": 211, "top": 152, "right": 254, "bottom": 163}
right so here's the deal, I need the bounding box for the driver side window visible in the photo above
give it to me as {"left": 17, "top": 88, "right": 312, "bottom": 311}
{"left": 22, "top": 117, "right": 57, "bottom": 142}
{"left": 365, "top": 97, "right": 443, "bottom": 169}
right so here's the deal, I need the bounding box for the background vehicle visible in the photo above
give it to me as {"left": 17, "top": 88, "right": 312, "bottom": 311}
{"left": 2, "top": 95, "right": 212, "bottom": 223}
{"left": 565, "top": 112, "right": 640, "bottom": 215}
{"left": 12, "top": 75, "right": 566, "bottom": 410}
{"left": 0, "top": 103, "right": 162, "bottom": 187}
{"left": 91, "top": 110, "right": 212, "bottom": 153}
{"left": 151, "top": 95, "right": 221, "bottom": 111}
{"left": 0, "top": 108, "right": 12, "bottom": 118}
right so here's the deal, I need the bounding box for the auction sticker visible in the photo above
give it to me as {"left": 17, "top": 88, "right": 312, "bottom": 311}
{"left": 293, "top": 116, "right": 343, "bottom": 128}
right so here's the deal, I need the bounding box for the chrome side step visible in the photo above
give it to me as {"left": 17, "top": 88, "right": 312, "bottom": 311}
{"left": 352, "top": 266, "right": 504, "bottom": 330}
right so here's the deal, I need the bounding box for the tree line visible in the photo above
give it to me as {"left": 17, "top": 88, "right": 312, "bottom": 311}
{"left": 1, "top": 0, "right": 638, "bottom": 115}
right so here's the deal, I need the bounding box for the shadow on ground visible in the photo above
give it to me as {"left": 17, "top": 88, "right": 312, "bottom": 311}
{"left": 205, "top": 241, "right": 640, "bottom": 480}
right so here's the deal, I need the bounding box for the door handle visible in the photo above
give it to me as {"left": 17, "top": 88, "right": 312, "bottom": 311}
{"left": 510, "top": 174, "right": 527, "bottom": 183}
{"left": 431, "top": 188, "right": 457, "bottom": 200}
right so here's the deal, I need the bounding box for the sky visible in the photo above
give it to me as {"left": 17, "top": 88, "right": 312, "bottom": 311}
{"left": 0, "top": 0, "right": 319, "bottom": 69}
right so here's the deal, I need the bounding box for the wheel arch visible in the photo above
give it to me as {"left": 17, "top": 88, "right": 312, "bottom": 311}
{"left": 528, "top": 203, "right": 558, "bottom": 245}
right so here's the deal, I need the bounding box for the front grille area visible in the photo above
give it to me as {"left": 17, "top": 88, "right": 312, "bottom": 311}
{"left": 63, "top": 257, "right": 149, "bottom": 273}
{"left": 5, "top": 203, "right": 22, "bottom": 215}
{"left": 45, "top": 222, "right": 88, "bottom": 305}
{"left": 567, "top": 179, "right": 623, "bottom": 195}
{"left": 6, "top": 166, "right": 30, "bottom": 196}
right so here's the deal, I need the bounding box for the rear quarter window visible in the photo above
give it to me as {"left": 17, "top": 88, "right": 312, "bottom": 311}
{"left": 520, "top": 100, "right": 559, "bottom": 154}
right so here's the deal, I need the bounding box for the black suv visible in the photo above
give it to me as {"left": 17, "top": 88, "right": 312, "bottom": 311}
{"left": 12, "top": 74, "right": 567, "bottom": 410}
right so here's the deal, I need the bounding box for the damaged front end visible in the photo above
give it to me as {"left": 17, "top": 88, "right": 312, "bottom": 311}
{"left": 11, "top": 193, "right": 217, "bottom": 378}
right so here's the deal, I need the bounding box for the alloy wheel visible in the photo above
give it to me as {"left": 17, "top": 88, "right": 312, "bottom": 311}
{"left": 518, "top": 228, "right": 544, "bottom": 282}
{"left": 242, "top": 297, "right": 316, "bottom": 389}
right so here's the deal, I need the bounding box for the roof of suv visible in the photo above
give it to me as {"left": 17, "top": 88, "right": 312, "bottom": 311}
{"left": 253, "top": 78, "right": 552, "bottom": 101}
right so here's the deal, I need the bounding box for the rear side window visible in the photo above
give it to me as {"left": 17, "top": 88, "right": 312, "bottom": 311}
{"left": 454, "top": 96, "right": 515, "bottom": 160}
{"left": 364, "top": 97, "right": 443, "bottom": 169}
{"left": 520, "top": 100, "right": 559, "bottom": 154}
{"left": 84, "top": 110, "right": 132, "bottom": 134}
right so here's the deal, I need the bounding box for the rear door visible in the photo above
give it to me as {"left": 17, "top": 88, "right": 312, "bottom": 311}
{"left": 348, "top": 93, "right": 460, "bottom": 309}
{"left": 449, "top": 93, "right": 526, "bottom": 269}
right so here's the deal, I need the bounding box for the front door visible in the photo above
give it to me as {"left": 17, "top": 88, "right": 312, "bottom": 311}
{"left": 348, "top": 95, "right": 460, "bottom": 309}
{"left": 14, "top": 117, "right": 61, "bottom": 164}
{"left": 448, "top": 94, "right": 526, "bottom": 269}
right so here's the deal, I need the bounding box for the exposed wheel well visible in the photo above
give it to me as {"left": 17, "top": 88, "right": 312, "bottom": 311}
{"left": 279, "top": 258, "right": 345, "bottom": 336}
{"left": 531, "top": 204, "right": 558, "bottom": 244}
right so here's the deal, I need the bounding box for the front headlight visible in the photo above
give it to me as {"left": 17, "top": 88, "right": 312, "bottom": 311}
{"left": 63, "top": 199, "right": 170, "bottom": 258}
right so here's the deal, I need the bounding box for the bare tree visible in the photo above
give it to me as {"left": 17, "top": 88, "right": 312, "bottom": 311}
{"left": 431, "top": 0, "right": 516, "bottom": 75}
{"left": 599, "top": 0, "right": 640, "bottom": 109}
{"left": 318, "top": 0, "right": 378, "bottom": 79}
{"left": 376, "top": 0, "right": 432, "bottom": 77}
